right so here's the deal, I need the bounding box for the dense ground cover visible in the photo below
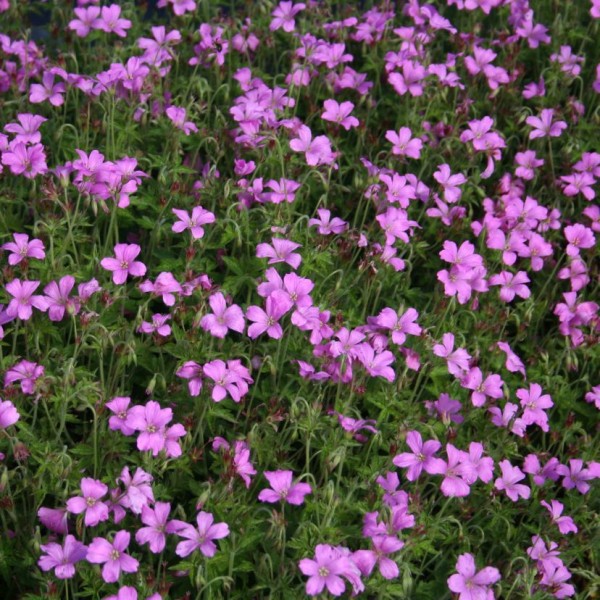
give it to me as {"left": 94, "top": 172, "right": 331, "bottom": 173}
{"left": 0, "top": 0, "right": 599, "bottom": 598}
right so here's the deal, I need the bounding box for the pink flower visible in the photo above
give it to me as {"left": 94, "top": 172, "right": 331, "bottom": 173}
{"left": 289, "top": 125, "right": 337, "bottom": 167}
{"left": 461, "top": 367, "right": 504, "bottom": 407}
{"left": 176, "top": 361, "right": 203, "bottom": 397}
{"left": 66, "top": 478, "right": 109, "bottom": 527}
{"left": 433, "top": 333, "right": 471, "bottom": 377}
{"left": 433, "top": 164, "right": 466, "bottom": 203}
{"left": 256, "top": 238, "right": 302, "bottom": 269}
{"left": 1, "top": 233, "right": 45, "bottom": 265}
{"left": 355, "top": 343, "right": 396, "bottom": 382}
{"left": 139, "top": 272, "right": 182, "bottom": 306}
{"left": 4, "top": 114, "right": 47, "bottom": 145}
{"left": 166, "top": 106, "right": 198, "bottom": 135}
{"left": 1, "top": 142, "right": 48, "bottom": 178}
{"left": 247, "top": 291, "right": 293, "bottom": 339}
{"left": 494, "top": 460, "right": 530, "bottom": 501}
{"left": 321, "top": 100, "right": 359, "bottom": 130}
{"left": 38, "top": 535, "right": 87, "bottom": 579}
{"left": 96, "top": 5, "right": 132, "bottom": 37}
{"left": 258, "top": 470, "right": 312, "bottom": 505}
{"left": 175, "top": 511, "right": 229, "bottom": 557}
{"left": 4, "top": 359, "right": 44, "bottom": 394}
{"left": 135, "top": 502, "right": 186, "bottom": 553}
{"left": 438, "top": 444, "right": 473, "bottom": 497}
{"left": 392, "top": 430, "right": 446, "bottom": 481}
{"left": 489, "top": 271, "right": 531, "bottom": 302}
{"left": 138, "top": 312, "right": 173, "bottom": 336}
{"left": 44, "top": 276, "right": 79, "bottom": 321}
{"left": 68, "top": 6, "right": 101, "bottom": 37}
{"left": 385, "top": 127, "right": 423, "bottom": 159}
{"left": 203, "top": 359, "right": 253, "bottom": 403}
{"left": 5, "top": 279, "right": 49, "bottom": 320}
{"left": 515, "top": 150, "right": 544, "bottom": 180}
{"left": 497, "top": 341, "right": 526, "bottom": 377}
{"left": 86, "top": 531, "right": 139, "bottom": 583}
{"left": 447, "top": 553, "right": 501, "bottom": 600}
{"left": 564, "top": 224, "right": 595, "bottom": 256}
{"left": 200, "top": 292, "right": 245, "bottom": 338}
{"left": 125, "top": 401, "right": 172, "bottom": 456}
{"left": 353, "top": 536, "right": 403, "bottom": 580}
{"left": 558, "top": 459, "right": 594, "bottom": 494}
{"left": 0, "top": 400, "right": 19, "bottom": 429}
{"left": 299, "top": 544, "right": 357, "bottom": 597}
{"left": 101, "top": 244, "right": 147, "bottom": 285}
{"left": 106, "top": 396, "right": 135, "bottom": 435}
{"left": 270, "top": 1, "right": 306, "bottom": 32}
{"left": 540, "top": 500, "right": 578, "bottom": 535}
{"left": 29, "top": 73, "right": 66, "bottom": 106}
{"left": 526, "top": 109, "right": 567, "bottom": 139}
{"left": 171, "top": 206, "right": 216, "bottom": 239}
{"left": 376, "top": 307, "right": 421, "bottom": 345}
{"left": 517, "top": 383, "right": 553, "bottom": 432}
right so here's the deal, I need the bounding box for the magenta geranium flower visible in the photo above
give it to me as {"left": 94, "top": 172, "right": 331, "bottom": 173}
{"left": 385, "top": 127, "right": 423, "bottom": 159}
{"left": 258, "top": 470, "right": 312, "bottom": 505}
{"left": 38, "top": 535, "right": 87, "bottom": 579}
{"left": 256, "top": 238, "right": 302, "bottom": 269}
{"left": 494, "top": 460, "right": 530, "bottom": 501}
{"left": 125, "top": 401, "right": 172, "bottom": 456}
{"left": 321, "top": 99, "right": 359, "bottom": 130}
{"left": 298, "top": 544, "right": 357, "bottom": 597}
{"left": 392, "top": 430, "right": 446, "bottom": 481}
{"left": 0, "top": 400, "right": 19, "bottom": 429}
{"left": 270, "top": 1, "right": 305, "bottom": 32}
{"left": 4, "top": 359, "right": 44, "bottom": 394}
{"left": 1, "top": 233, "right": 45, "bottom": 265}
{"left": 175, "top": 511, "right": 229, "bottom": 558}
{"left": 433, "top": 333, "right": 472, "bottom": 377}
{"left": 200, "top": 292, "right": 245, "bottom": 338}
{"left": 171, "top": 206, "right": 216, "bottom": 239}
{"left": 247, "top": 290, "right": 293, "bottom": 339}
{"left": 526, "top": 108, "right": 567, "bottom": 139}
{"left": 540, "top": 500, "right": 578, "bottom": 535}
{"left": 86, "top": 531, "right": 139, "bottom": 583}
{"left": 447, "top": 553, "right": 501, "bottom": 600}
{"left": 44, "top": 275, "right": 79, "bottom": 321}
{"left": 66, "top": 477, "right": 109, "bottom": 527}
{"left": 101, "top": 244, "right": 147, "bottom": 284}
{"left": 135, "top": 502, "right": 186, "bottom": 553}
{"left": 5, "top": 279, "right": 49, "bottom": 320}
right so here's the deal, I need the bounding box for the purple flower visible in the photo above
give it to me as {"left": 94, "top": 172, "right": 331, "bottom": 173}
{"left": 138, "top": 314, "right": 172, "bottom": 336}
{"left": 270, "top": 1, "right": 305, "bottom": 32}
{"left": 289, "top": 125, "right": 337, "bottom": 167}
{"left": 176, "top": 361, "right": 203, "bottom": 397}
{"left": 447, "top": 553, "right": 501, "bottom": 600}
{"left": 353, "top": 536, "right": 403, "bottom": 580}
{"left": 1, "top": 142, "right": 48, "bottom": 178}
{"left": 38, "top": 535, "right": 87, "bottom": 579}
{"left": 385, "top": 127, "right": 423, "bottom": 159}
{"left": 38, "top": 507, "right": 69, "bottom": 534}
{"left": 29, "top": 73, "right": 66, "bottom": 107}
{"left": 392, "top": 430, "right": 446, "bottom": 481}
{"left": 517, "top": 383, "right": 553, "bottom": 432}
{"left": 66, "top": 478, "right": 109, "bottom": 527}
{"left": 135, "top": 502, "right": 186, "bottom": 553}
{"left": 203, "top": 359, "right": 253, "bottom": 403}
{"left": 106, "top": 396, "right": 135, "bottom": 435}
{"left": 526, "top": 109, "right": 567, "bottom": 139}
{"left": 96, "top": 5, "right": 132, "bottom": 37}
{"left": 175, "top": 511, "right": 229, "bottom": 558}
{"left": 494, "top": 460, "right": 530, "bottom": 501}
{"left": 1, "top": 233, "right": 45, "bottom": 265}
{"left": 0, "top": 400, "right": 19, "bottom": 429}
{"left": 321, "top": 99, "right": 359, "bottom": 130}
{"left": 557, "top": 459, "right": 595, "bottom": 494}
{"left": 139, "top": 272, "right": 182, "bottom": 306}
{"left": 4, "top": 359, "right": 44, "bottom": 394}
{"left": 258, "top": 470, "right": 312, "bottom": 505}
{"left": 541, "top": 500, "right": 578, "bottom": 535}
{"left": 68, "top": 6, "right": 101, "bottom": 37}
{"left": 299, "top": 544, "right": 360, "bottom": 597}
{"left": 376, "top": 307, "right": 421, "bottom": 345}
{"left": 86, "top": 531, "right": 139, "bottom": 583}
{"left": 247, "top": 290, "right": 293, "bottom": 339}
{"left": 116, "top": 467, "right": 154, "bottom": 514}
{"left": 433, "top": 333, "right": 471, "bottom": 377}
{"left": 5, "top": 279, "right": 49, "bottom": 320}
{"left": 44, "top": 276, "right": 79, "bottom": 321}
{"left": 200, "top": 292, "right": 245, "bottom": 338}
{"left": 171, "top": 206, "right": 215, "bottom": 239}
{"left": 101, "top": 244, "right": 147, "bottom": 285}
{"left": 125, "top": 401, "right": 172, "bottom": 456}
{"left": 256, "top": 238, "right": 302, "bottom": 269}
